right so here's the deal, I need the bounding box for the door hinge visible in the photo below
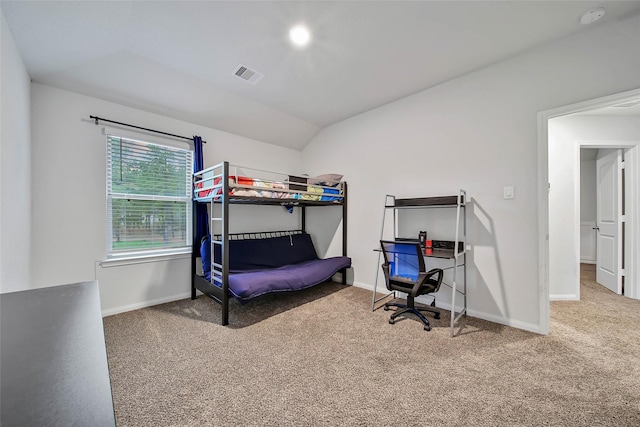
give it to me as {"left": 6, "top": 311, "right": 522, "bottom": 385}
{"left": 621, "top": 160, "right": 626, "bottom": 170}
{"left": 620, "top": 214, "right": 626, "bottom": 223}
{"left": 621, "top": 269, "right": 626, "bottom": 277}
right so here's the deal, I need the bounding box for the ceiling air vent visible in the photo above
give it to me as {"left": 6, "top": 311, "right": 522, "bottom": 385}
{"left": 232, "top": 64, "right": 264, "bottom": 85}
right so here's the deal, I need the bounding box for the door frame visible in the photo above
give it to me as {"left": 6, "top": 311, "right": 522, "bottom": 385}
{"left": 580, "top": 145, "right": 631, "bottom": 297}
{"left": 537, "top": 88, "right": 640, "bottom": 335}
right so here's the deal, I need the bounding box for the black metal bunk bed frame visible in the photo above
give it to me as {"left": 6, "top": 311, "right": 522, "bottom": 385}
{"left": 190, "top": 161, "right": 348, "bottom": 325}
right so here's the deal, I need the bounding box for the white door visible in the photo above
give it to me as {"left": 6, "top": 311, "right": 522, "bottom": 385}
{"left": 596, "top": 149, "right": 622, "bottom": 294}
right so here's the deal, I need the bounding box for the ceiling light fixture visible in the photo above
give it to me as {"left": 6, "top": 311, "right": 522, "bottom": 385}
{"left": 289, "top": 24, "right": 311, "bottom": 48}
{"left": 580, "top": 7, "right": 605, "bottom": 25}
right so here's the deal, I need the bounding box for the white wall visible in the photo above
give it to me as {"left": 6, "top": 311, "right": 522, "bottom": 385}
{"left": 30, "top": 83, "right": 303, "bottom": 314}
{"left": 302, "top": 14, "right": 640, "bottom": 333}
{"left": 549, "top": 116, "right": 640, "bottom": 300}
{"left": 580, "top": 155, "right": 597, "bottom": 223}
{"left": 1, "top": 10, "right": 31, "bottom": 293}
{"left": 580, "top": 155, "right": 598, "bottom": 264}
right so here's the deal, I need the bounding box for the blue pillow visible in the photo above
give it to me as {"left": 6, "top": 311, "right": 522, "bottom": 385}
{"left": 200, "top": 235, "right": 211, "bottom": 281}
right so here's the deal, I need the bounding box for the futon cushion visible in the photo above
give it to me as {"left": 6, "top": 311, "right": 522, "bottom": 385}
{"left": 214, "top": 233, "right": 319, "bottom": 272}
{"left": 228, "top": 256, "right": 352, "bottom": 303}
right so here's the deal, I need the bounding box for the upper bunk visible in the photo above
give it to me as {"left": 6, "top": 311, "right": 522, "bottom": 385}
{"left": 193, "top": 161, "right": 346, "bottom": 207}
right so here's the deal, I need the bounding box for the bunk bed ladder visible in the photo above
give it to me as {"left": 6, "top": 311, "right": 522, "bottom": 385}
{"left": 208, "top": 161, "right": 230, "bottom": 326}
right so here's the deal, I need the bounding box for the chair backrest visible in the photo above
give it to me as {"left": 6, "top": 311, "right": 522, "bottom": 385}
{"left": 380, "top": 240, "right": 426, "bottom": 282}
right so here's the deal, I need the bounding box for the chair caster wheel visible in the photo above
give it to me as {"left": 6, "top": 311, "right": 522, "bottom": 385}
{"left": 383, "top": 306, "right": 390, "bottom": 311}
{"left": 434, "top": 313, "right": 440, "bottom": 320}
{"left": 424, "top": 325, "right": 431, "bottom": 331}
{"left": 389, "top": 318, "right": 395, "bottom": 325}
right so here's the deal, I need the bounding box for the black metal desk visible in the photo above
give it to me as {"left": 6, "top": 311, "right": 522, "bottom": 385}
{"left": 1, "top": 281, "right": 116, "bottom": 427}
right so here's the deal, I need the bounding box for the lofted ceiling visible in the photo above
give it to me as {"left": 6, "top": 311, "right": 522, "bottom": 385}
{"left": 2, "top": 1, "right": 640, "bottom": 150}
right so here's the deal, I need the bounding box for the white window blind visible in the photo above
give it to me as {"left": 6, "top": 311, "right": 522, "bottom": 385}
{"left": 106, "top": 134, "right": 193, "bottom": 257}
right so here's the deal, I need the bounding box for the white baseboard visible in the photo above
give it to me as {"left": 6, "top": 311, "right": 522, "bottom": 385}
{"left": 101, "top": 292, "right": 192, "bottom": 317}
{"left": 352, "top": 280, "right": 375, "bottom": 292}
{"left": 107, "top": 281, "right": 544, "bottom": 334}
{"left": 351, "top": 282, "right": 543, "bottom": 334}
{"left": 103, "top": 275, "right": 352, "bottom": 318}
{"left": 332, "top": 272, "right": 349, "bottom": 283}
{"left": 580, "top": 259, "right": 596, "bottom": 265}
{"left": 466, "top": 308, "right": 542, "bottom": 334}
{"left": 550, "top": 293, "right": 580, "bottom": 301}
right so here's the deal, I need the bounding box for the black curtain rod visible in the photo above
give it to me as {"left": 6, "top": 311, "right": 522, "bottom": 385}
{"left": 89, "top": 115, "right": 206, "bottom": 143}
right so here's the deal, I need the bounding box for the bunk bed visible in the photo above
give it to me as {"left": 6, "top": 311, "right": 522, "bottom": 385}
{"left": 191, "top": 161, "right": 350, "bottom": 325}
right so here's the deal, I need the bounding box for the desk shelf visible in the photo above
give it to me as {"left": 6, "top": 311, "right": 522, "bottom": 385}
{"left": 373, "top": 190, "right": 467, "bottom": 337}
{"left": 390, "top": 195, "right": 463, "bottom": 208}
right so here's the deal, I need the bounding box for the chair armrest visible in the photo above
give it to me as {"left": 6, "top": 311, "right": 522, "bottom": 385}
{"left": 411, "top": 280, "right": 424, "bottom": 296}
{"left": 426, "top": 268, "right": 443, "bottom": 283}
{"left": 411, "top": 269, "right": 444, "bottom": 295}
{"left": 412, "top": 271, "right": 432, "bottom": 296}
{"left": 381, "top": 263, "right": 391, "bottom": 290}
{"left": 426, "top": 268, "right": 444, "bottom": 292}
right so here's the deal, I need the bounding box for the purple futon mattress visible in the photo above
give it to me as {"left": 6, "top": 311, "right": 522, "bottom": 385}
{"left": 205, "top": 233, "right": 351, "bottom": 303}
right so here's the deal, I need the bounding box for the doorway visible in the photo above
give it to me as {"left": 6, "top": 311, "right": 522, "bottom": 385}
{"left": 538, "top": 88, "right": 640, "bottom": 335}
{"left": 548, "top": 131, "right": 638, "bottom": 301}
{"left": 580, "top": 147, "right": 628, "bottom": 296}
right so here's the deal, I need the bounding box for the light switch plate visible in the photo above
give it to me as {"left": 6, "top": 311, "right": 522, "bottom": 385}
{"left": 504, "top": 186, "right": 514, "bottom": 199}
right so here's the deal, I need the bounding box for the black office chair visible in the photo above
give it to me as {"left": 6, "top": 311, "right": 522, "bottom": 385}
{"left": 380, "top": 240, "right": 444, "bottom": 331}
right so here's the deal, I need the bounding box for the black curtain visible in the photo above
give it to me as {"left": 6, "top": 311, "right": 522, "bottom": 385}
{"left": 193, "top": 136, "right": 209, "bottom": 251}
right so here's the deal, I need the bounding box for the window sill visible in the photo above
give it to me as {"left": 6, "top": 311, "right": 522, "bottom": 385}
{"left": 100, "top": 249, "right": 192, "bottom": 268}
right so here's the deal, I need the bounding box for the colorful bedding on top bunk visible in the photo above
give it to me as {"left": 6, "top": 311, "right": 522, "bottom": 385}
{"left": 194, "top": 172, "right": 343, "bottom": 202}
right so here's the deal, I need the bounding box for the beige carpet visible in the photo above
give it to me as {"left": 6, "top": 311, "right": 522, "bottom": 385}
{"left": 103, "top": 265, "right": 640, "bottom": 426}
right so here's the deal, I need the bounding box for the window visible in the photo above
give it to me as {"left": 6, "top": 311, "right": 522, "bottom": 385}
{"left": 106, "top": 134, "right": 193, "bottom": 258}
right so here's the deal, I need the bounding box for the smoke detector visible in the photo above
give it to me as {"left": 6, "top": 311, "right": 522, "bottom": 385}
{"left": 232, "top": 64, "right": 265, "bottom": 85}
{"left": 580, "top": 7, "right": 605, "bottom": 25}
